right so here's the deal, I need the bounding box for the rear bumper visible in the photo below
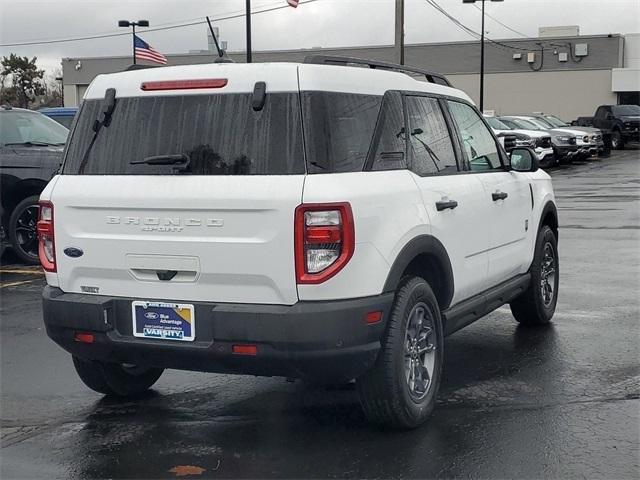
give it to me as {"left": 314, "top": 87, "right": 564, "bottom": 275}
{"left": 43, "top": 286, "right": 394, "bottom": 382}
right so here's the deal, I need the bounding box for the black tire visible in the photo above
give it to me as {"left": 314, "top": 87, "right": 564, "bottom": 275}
{"left": 8, "top": 195, "right": 40, "bottom": 265}
{"left": 72, "top": 356, "right": 164, "bottom": 396}
{"left": 510, "top": 225, "right": 559, "bottom": 325}
{"left": 356, "top": 276, "right": 444, "bottom": 429}
{"left": 611, "top": 130, "right": 625, "bottom": 150}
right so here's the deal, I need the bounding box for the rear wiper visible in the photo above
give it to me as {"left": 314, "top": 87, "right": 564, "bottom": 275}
{"left": 4, "top": 141, "right": 64, "bottom": 147}
{"left": 130, "top": 154, "right": 190, "bottom": 165}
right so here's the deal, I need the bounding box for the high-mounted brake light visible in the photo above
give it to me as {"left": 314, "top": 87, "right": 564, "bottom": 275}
{"left": 294, "top": 203, "right": 354, "bottom": 284}
{"left": 140, "top": 78, "right": 228, "bottom": 91}
{"left": 37, "top": 201, "right": 56, "bottom": 272}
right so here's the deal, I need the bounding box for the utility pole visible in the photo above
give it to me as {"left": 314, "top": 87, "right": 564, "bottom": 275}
{"left": 395, "top": 0, "right": 405, "bottom": 65}
{"left": 463, "top": 0, "right": 503, "bottom": 113}
{"left": 246, "top": 0, "right": 252, "bottom": 63}
{"left": 480, "top": 0, "right": 485, "bottom": 112}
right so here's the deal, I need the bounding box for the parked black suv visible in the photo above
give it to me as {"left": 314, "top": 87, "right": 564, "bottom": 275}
{"left": 0, "top": 106, "right": 68, "bottom": 263}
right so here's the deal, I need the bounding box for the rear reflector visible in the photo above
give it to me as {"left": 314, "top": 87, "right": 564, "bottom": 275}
{"left": 365, "top": 311, "right": 383, "bottom": 324}
{"left": 232, "top": 344, "right": 258, "bottom": 356}
{"left": 140, "top": 78, "right": 228, "bottom": 91}
{"left": 74, "top": 332, "right": 94, "bottom": 344}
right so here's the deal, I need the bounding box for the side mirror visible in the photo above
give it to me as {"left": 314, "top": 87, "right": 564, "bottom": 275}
{"left": 606, "top": 113, "right": 614, "bottom": 120}
{"left": 510, "top": 147, "right": 539, "bottom": 172}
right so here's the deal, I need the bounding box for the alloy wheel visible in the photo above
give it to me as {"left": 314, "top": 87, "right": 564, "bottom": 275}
{"left": 540, "top": 242, "right": 557, "bottom": 307}
{"left": 13, "top": 204, "right": 39, "bottom": 260}
{"left": 404, "top": 302, "right": 436, "bottom": 401}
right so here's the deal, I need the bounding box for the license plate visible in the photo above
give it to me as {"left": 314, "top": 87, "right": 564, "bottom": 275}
{"left": 132, "top": 301, "right": 195, "bottom": 342}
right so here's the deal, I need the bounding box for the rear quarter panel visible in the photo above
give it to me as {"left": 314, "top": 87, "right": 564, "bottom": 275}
{"left": 299, "top": 170, "right": 427, "bottom": 301}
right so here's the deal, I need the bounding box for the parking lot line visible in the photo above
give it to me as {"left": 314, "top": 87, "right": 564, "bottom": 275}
{"left": 0, "top": 269, "right": 44, "bottom": 275}
{"left": 0, "top": 280, "right": 36, "bottom": 289}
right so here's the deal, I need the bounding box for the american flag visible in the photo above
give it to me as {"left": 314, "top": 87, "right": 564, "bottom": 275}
{"left": 134, "top": 35, "right": 167, "bottom": 65}
{"left": 287, "top": 0, "right": 299, "bottom": 7}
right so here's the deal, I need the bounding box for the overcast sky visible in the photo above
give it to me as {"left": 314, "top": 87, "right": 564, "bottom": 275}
{"left": 1, "top": 0, "right": 639, "bottom": 73}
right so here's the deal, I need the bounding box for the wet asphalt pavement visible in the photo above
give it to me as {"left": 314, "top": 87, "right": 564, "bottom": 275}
{"left": 1, "top": 150, "right": 639, "bottom": 479}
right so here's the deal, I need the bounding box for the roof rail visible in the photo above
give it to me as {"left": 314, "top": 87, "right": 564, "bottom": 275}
{"left": 303, "top": 55, "right": 451, "bottom": 87}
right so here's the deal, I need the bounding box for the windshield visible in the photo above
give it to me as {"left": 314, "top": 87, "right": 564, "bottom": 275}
{"left": 485, "top": 117, "right": 511, "bottom": 130}
{"left": 523, "top": 118, "right": 552, "bottom": 130}
{"left": 506, "top": 118, "right": 543, "bottom": 131}
{"left": 544, "top": 115, "right": 568, "bottom": 127}
{"left": 529, "top": 116, "right": 555, "bottom": 129}
{"left": 48, "top": 115, "right": 75, "bottom": 129}
{"left": 612, "top": 105, "right": 640, "bottom": 116}
{"left": 0, "top": 110, "right": 68, "bottom": 146}
{"left": 63, "top": 93, "right": 304, "bottom": 175}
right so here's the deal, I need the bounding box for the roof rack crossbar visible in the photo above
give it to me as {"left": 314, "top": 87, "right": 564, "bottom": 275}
{"left": 303, "top": 55, "right": 451, "bottom": 87}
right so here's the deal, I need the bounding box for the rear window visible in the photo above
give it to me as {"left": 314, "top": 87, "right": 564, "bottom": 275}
{"left": 63, "top": 93, "right": 304, "bottom": 175}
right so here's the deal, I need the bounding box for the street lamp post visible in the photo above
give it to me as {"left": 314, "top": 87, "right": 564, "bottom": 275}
{"left": 463, "top": 0, "right": 503, "bottom": 113}
{"left": 246, "top": 0, "right": 252, "bottom": 63}
{"left": 118, "top": 19, "right": 150, "bottom": 65}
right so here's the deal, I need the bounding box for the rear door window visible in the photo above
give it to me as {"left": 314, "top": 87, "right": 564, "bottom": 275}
{"left": 63, "top": 93, "right": 305, "bottom": 175}
{"left": 405, "top": 96, "right": 457, "bottom": 176}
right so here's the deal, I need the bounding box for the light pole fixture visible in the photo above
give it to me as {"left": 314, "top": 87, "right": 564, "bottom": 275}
{"left": 462, "top": 0, "right": 503, "bottom": 113}
{"left": 118, "top": 19, "right": 150, "bottom": 65}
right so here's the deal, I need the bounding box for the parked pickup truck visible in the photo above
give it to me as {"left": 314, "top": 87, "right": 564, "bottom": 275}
{"left": 575, "top": 104, "right": 640, "bottom": 150}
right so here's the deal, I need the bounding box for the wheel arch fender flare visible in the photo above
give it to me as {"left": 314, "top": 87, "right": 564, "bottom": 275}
{"left": 539, "top": 200, "right": 559, "bottom": 241}
{"left": 383, "top": 235, "right": 455, "bottom": 310}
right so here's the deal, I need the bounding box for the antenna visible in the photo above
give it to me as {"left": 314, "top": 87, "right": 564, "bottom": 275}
{"left": 206, "top": 16, "right": 234, "bottom": 63}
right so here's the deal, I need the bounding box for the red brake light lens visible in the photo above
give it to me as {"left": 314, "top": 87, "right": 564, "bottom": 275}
{"left": 37, "top": 201, "right": 56, "bottom": 272}
{"left": 294, "top": 203, "right": 354, "bottom": 284}
{"left": 140, "top": 79, "right": 228, "bottom": 91}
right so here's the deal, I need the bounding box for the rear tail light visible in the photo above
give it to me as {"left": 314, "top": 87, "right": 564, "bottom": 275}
{"left": 37, "top": 201, "right": 56, "bottom": 272}
{"left": 295, "top": 203, "right": 354, "bottom": 284}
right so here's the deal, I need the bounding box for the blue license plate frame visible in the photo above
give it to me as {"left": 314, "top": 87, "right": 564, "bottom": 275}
{"left": 132, "top": 301, "right": 195, "bottom": 342}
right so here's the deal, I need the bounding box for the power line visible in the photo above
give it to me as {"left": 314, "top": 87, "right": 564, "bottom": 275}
{"left": 423, "top": 0, "right": 532, "bottom": 52}
{"left": 472, "top": 3, "right": 530, "bottom": 38}
{"left": 0, "top": 0, "right": 318, "bottom": 48}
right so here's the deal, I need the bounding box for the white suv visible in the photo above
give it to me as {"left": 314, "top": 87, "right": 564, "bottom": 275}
{"left": 39, "top": 57, "right": 559, "bottom": 429}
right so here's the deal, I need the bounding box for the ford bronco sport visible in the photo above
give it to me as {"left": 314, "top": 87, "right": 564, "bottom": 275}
{"left": 40, "top": 56, "right": 559, "bottom": 429}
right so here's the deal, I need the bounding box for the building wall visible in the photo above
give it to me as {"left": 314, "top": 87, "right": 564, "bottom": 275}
{"left": 449, "top": 69, "right": 617, "bottom": 120}
{"left": 62, "top": 34, "right": 624, "bottom": 119}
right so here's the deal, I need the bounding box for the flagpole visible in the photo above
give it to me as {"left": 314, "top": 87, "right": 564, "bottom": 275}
{"left": 246, "top": 0, "right": 252, "bottom": 63}
{"left": 132, "top": 23, "right": 136, "bottom": 65}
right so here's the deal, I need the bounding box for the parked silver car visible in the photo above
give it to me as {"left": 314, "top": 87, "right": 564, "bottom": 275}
{"left": 499, "top": 116, "right": 583, "bottom": 164}
{"left": 529, "top": 114, "right": 606, "bottom": 156}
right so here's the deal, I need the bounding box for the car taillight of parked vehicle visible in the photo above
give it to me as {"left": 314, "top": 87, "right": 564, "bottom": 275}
{"left": 294, "top": 203, "right": 354, "bottom": 284}
{"left": 37, "top": 201, "right": 56, "bottom": 272}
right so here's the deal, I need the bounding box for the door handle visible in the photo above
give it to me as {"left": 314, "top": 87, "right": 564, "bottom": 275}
{"left": 436, "top": 199, "right": 458, "bottom": 211}
{"left": 492, "top": 191, "right": 508, "bottom": 201}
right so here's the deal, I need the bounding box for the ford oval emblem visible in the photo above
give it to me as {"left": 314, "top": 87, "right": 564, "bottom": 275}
{"left": 144, "top": 312, "right": 159, "bottom": 320}
{"left": 63, "top": 247, "right": 84, "bottom": 258}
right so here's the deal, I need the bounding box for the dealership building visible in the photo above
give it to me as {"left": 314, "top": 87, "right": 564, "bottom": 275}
{"left": 61, "top": 30, "right": 640, "bottom": 121}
